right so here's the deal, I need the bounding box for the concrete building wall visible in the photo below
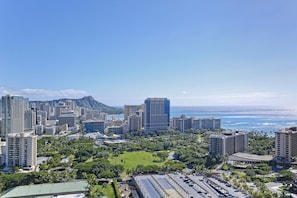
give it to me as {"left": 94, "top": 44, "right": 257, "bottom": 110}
{"left": 192, "top": 118, "right": 221, "bottom": 130}
{"left": 5, "top": 130, "right": 37, "bottom": 169}
{"left": 275, "top": 128, "right": 297, "bottom": 164}
{"left": 128, "top": 114, "right": 141, "bottom": 132}
{"left": 58, "top": 115, "right": 75, "bottom": 127}
{"left": 209, "top": 136, "right": 225, "bottom": 155}
{"left": 176, "top": 117, "right": 192, "bottom": 132}
{"left": 24, "top": 109, "right": 36, "bottom": 130}
{"left": 124, "top": 105, "right": 143, "bottom": 121}
{"left": 209, "top": 131, "right": 247, "bottom": 156}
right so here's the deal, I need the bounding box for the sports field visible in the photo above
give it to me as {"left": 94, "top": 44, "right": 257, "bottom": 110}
{"left": 109, "top": 151, "right": 165, "bottom": 170}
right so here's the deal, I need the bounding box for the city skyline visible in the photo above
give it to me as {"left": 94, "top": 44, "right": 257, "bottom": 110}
{"left": 1, "top": 1, "right": 297, "bottom": 107}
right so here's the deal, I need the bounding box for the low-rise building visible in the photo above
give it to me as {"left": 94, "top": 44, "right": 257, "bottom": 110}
{"left": 1, "top": 180, "right": 89, "bottom": 198}
{"left": 133, "top": 173, "right": 246, "bottom": 198}
{"left": 0, "top": 141, "right": 6, "bottom": 165}
{"left": 35, "top": 125, "right": 44, "bottom": 135}
{"left": 106, "top": 125, "right": 123, "bottom": 134}
{"left": 66, "top": 133, "right": 80, "bottom": 141}
{"left": 45, "top": 126, "right": 56, "bottom": 135}
{"left": 83, "top": 120, "right": 105, "bottom": 133}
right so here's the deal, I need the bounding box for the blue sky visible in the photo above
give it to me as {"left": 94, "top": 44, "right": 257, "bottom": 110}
{"left": 1, "top": 1, "right": 297, "bottom": 106}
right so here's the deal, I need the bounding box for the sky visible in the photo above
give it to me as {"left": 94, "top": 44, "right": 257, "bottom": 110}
{"left": 0, "top": 1, "right": 297, "bottom": 107}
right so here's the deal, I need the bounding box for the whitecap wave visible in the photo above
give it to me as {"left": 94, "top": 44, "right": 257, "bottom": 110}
{"left": 224, "top": 122, "right": 249, "bottom": 126}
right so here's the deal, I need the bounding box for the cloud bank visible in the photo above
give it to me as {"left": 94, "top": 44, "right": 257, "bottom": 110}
{"left": 0, "top": 86, "right": 88, "bottom": 101}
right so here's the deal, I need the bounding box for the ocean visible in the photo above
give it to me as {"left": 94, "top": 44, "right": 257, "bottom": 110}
{"left": 109, "top": 106, "right": 297, "bottom": 136}
{"left": 171, "top": 106, "right": 297, "bottom": 135}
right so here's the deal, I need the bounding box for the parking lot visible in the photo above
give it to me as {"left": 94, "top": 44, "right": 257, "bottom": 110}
{"left": 133, "top": 173, "right": 249, "bottom": 198}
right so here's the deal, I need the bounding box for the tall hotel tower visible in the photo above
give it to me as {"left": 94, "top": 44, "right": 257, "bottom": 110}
{"left": 1, "top": 95, "right": 28, "bottom": 137}
{"left": 1, "top": 95, "right": 37, "bottom": 169}
{"left": 144, "top": 98, "right": 170, "bottom": 132}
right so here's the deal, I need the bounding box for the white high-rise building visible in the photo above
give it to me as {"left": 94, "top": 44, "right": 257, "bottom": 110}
{"left": 144, "top": 98, "right": 170, "bottom": 132}
{"left": 1, "top": 95, "right": 28, "bottom": 137}
{"left": 5, "top": 130, "right": 37, "bottom": 169}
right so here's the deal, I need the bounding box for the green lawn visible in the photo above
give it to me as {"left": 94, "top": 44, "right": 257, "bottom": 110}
{"left": 97, "top": 184, "right": 115, "bottom": 198}
{"left": 109, "top": 151, "right": 165, "bottom": 171}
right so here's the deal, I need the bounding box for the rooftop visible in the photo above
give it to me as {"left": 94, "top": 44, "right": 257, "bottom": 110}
{"left": 134, "top": 173, "right": 247, "bottom": 198}
{"left": 1, "top": 180, "right": 89, "bottom": 198}
{"left": 229, "top": 152, "right": 273, "bottom": 162}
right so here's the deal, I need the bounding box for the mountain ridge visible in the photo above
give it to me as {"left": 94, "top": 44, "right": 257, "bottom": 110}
{"left": 30, "top": 96, "right": 123, "bottom": 114}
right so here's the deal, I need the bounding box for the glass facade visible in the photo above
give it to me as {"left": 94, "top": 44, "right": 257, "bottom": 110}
{"left": 144, "top": 98, "right": 170, "bottom": 132}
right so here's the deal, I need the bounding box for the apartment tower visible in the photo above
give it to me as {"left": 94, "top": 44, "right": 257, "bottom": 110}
{"left": 5, "top": 130, "right": 37, "bottom": 169}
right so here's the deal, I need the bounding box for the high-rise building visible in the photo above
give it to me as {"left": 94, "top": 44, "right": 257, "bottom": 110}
{"left": 144, "top": 98, "right": 170, "bottom": 132}
{"left": 192, "top": 118, "right": 221, "bottom": 130}
{"left": 1, "top": 95, "right": 28, "bottom": 137}
{"left": 135, "top": 109, "right": 144, "bottom": 128}
{"left": 209, "top": 135, "right": 225, "bottom": 155}
{"left": 2, "top": 95, "right": 37, "bottom": 170}
{"left": 5, "top": 130, "right": 37, "bottom": 169}
{"left": 37, "top": 110, "right": 48, "bottom": 125}
{"left": 124, "top": 105, "right": 143, "bottom": 120}
{"left": 128, "top": 114, "right": 141, "bottom": 132}
{"left": 171, "top": 115, "right": 192, "bottom": 132}
{"left": 209, "top": 131, "right": 248, "bottom": 155}
{"left": 24, "top": 109, "right": 36, "bottom": 130}
{"left": 54, "top": 103, "right": 66, "bottom": 118}
{"left": 58, "top": 114, "right": 76, "bottom": 127}
{"left": 275, "top": 127, "right": 297, "bottom": 165}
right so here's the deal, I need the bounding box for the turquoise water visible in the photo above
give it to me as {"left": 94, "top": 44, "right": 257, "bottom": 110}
{"left": 109, "top": 106, "right": 297, "bottom": 135}
{"left": 171, "top": 106, "right": 297, "bottom": 134}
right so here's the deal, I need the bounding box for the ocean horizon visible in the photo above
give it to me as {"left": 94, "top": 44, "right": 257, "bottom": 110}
{"left": 111, "top": 106, "right": 297, "bottom": 135}
{"left": 171, "top": 106, "right": 297, "bottom": 135}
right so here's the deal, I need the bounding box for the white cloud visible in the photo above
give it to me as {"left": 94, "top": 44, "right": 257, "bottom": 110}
{"left": 0, "top": 86, "right": 88, "bottom": 100}
{"left": 182, "top": 90, "right": 188, "bottom": 95}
